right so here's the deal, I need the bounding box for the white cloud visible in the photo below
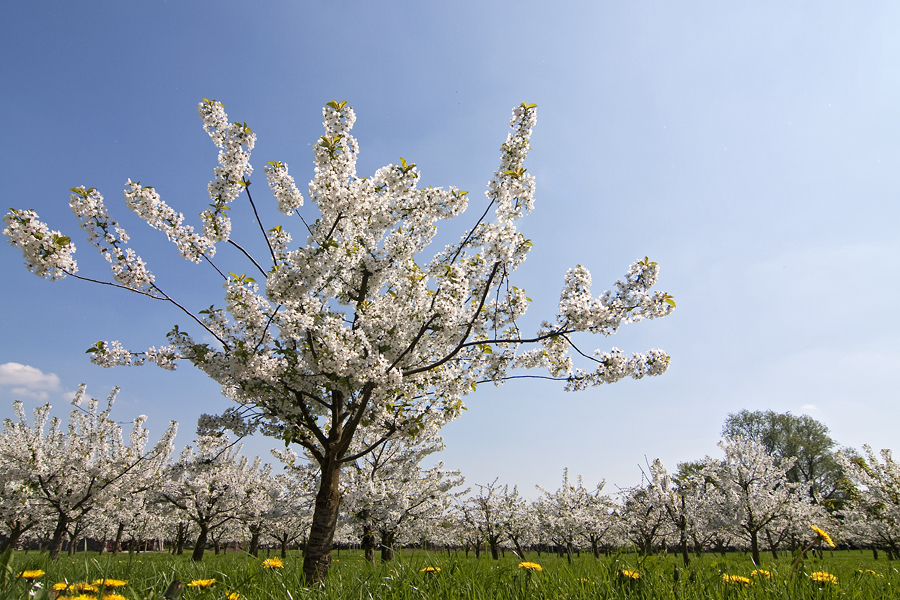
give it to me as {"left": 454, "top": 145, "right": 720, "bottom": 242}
{"left": 801, "top": 404, "right": 819, "bottom": 412}
{"left": 0, "top": 363, "right": 62, "bottom": 401}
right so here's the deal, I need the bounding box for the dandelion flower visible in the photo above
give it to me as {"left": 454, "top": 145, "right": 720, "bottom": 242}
{"left": 618, "top": 569, "right": 641, "bottom": 580}
{"left": 93, "top": 579, "right": 128, "bottom": 587}
{"left": 419, "top": 566, "right": 440, "bottom": 573}
{"left": 262, "top": 557, "right": 283, "bottom": 568}
{"left": 186, "top": 578, "right": 217, "bottom": 588}
{"left": 102, "top": 594, "right": 128, "bottom": 600}
{"left": 722, "top": 574, "right": 752, "bottom": 586}
{"left": 518, "top": 562, "right": 543, "bottom": 572}
{"left": 69, "top": 583, "right": 97, "bottom": 593}
{"left": 810, "top": 525, "right": 836, "bottom": 548}
{"left": 750, "top": 569, "right": 772, "bottom": 579}
{"left": 226, "top": 592, "right": 240, "bottom": 600}
{"left": 53, "top": 582, "right": 71, "bottom": 591}
{"left": 809, "top": 571, "right": 838, "bottom": 584}
{"left": 858, "top": 569, "right": 883, "bottom": 577}
{"left": 18, "top": 570, "right": 45, "bottom": 579}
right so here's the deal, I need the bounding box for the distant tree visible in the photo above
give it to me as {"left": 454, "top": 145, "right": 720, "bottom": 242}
{"left": 722, "top": 410, "right": 841, "bottom": 502}
{"left": 0, "top": 387, "right": 176, "bottom": 559}
{"left": 703, "top": 436, "right": 807, "bottom": 566}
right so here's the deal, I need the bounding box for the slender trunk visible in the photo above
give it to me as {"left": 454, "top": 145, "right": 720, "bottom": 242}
{"left": 380, "top": 530, "right": 395, "bottom": 562}
{"left": 281, "top": 538, "right": 288, "bottom": 559}
{"left": 679, "top": 527, "right": 690, "bottom": 567}
{"left": 192, "top": 524, "right": 209, "bottom": 562}
{"left": 511, "top": 535, "right": 527, "bottom": 561}
{"left": 565, "top": 542, "right": 573, "bottom": 565}
{"left": 48, "top": 514, "right": 69, "bottom": 561}
{"left": 750, "top": 530, "right": 761, "bottom": 566}
{"left": 765, "top": 529, "right": 778, "bottom": 560}
{"left": 362, "top": 527, "right": 376, "bottom": 565}
{"left": 489, "top": 537, "right": 499, "bottom": 560}
{"left": 872, "top": 547, "right": 879, "bottom": 560}
{"left": 0, "top": 523, "right": 26, "bottom": 554}
{"left": 302, "top": 455, "right": 342, "bottom": 584}
{"left": 248, "top": 529, "right": 260, "bottom": 558}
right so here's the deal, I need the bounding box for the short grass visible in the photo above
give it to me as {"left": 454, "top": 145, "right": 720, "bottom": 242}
{"left": 4, "top": 547, "right": 898, "bottom": 599}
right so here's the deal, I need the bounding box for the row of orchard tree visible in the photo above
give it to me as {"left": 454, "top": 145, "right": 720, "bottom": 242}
{"left": 3, "top": 394, "right": 899, "bottom": 568}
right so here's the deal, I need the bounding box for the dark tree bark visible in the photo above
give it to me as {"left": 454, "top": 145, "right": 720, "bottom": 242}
{"left": 380, "top": 530, "right": 395, "bottom": 562}
{"left": 48, "top": 514, "right": 68, "bottom": 561}
{"left": 191, "top": 524, "right": 209, "bottom": 562}
{"left": 302, "top": 455, "right": 342, "bottom": 583}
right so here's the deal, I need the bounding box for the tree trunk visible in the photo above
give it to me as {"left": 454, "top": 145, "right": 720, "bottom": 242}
{"left": 360, "top": 512, "right": 376, "bottom": 565}
{"left": 765, "top": 529, "right": 778, "bottom": 559}
{"left": 302, "top": 455, "right": 342, "bottom": 584}
{"left": 248, "top": 529, "right": 260, "bottom": 558}
{"left": 380, "top": 531, "right": 395, "bottom": 562}
{"left": 48, "top": 514, "right": 69, "bottom": 561}
{"left": 489, "top": 537, "right": 499, "bottom": 560}
{"left": 0, "top": 522, "right": 27, "bottom": 554}
{"left": 192, "top": 524, "right": 209, "bottom": 562}
{"left": 749, "top": 530, "right": 761, "bottom": 566}
{"left": 872, "top": 547, "right": 879, "bottom": 560}
{"left": 679, "top": 527, "right": 690, "bottom": 568}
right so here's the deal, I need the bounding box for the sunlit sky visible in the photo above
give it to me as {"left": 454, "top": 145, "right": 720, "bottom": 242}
{"left": 1, "top": 2, "right": 898, "bottom": 498}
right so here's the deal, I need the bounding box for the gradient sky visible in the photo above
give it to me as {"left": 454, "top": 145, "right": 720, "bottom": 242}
{"left": 1, "top": 1, "right": 898, "bottom": 497}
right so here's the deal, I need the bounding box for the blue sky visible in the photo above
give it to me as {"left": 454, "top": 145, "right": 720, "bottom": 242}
{"left": 1, "top": 1, "right": 898, "bottom": 496}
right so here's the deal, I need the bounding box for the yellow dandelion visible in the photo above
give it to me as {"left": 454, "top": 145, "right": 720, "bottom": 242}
{"left": 518, "top": 562, "right": 543, "bottom": 572}
{"left": 750, "top": 569, "right": 772, "bottom": 579}
{"left": 810, "top": 525, "right": 836, "bottom": 548}
{"left": 186, "top": 578, "right": 217, "bottom": 588}
{"left": 419, "top": 566, "right": 441, "bottom": 573}
{"left": 618, "top": 569, "right": 641, "bottom": 580}
{"left": 809, "top": 571, "right": 838, "bottom": 584}
{"left": 17, "top": 570, "right": 45, "bottom": 579}
{"left": 858, "top": 569, "right": 884, "bottom": 577}
{"left": 102, "top": 594, "right": 128, "bottom": 600}
{"left": 70, "top": 583, "right": 97, "bottom": 593}
{"left": 53, "top": 582, "right": 72, "bottom": 591}
{"left": 262, "top": 557, "right": 283, "bottom": 568}
{"left": 226, "top": 592, "right": 240, "bottom": 600}
{"left": 722, "top": 574, "right": 752, "bottom": 586}
{"left": 93, "top": 579, "right": 128, "bottom": 587}
{"left": 61, "top": 595, "right": 97, "bottom": 600}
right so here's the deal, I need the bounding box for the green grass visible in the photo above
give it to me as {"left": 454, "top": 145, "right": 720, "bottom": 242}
{"left": 3, "top": 547, "right": 898, "bottom": 599}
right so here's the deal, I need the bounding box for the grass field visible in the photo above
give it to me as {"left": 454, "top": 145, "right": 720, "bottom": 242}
{"left": 3, "top": 547, "right": 897, "bottom": 599}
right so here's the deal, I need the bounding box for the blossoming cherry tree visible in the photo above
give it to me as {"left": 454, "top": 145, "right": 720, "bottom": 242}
{"left": 4, "top": 99, "right": 674, "bottom": 582}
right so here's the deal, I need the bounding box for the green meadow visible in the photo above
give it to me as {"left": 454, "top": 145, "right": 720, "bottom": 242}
{"left": 4, "top": 548, "right": 897, "bottom": 599}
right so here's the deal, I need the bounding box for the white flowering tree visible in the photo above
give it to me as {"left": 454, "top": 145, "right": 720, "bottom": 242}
{"left": 0, "top": 387, "right": 176, "bottom": 559}
{"left": 157, "top": 435, "right": 260, "bottom": 562}
{"left": 4, "top": 99, "right": 674, "bottom": 582}
{"left": 703, "top": 436, "right": 807, "bottom": 566}
{"left": 535, "top": 469, "right": 609, "bottom": 563}
{"left": 837, "top": 446, "right": 900, "bottom": 555}
{"left": 264, "top": 469, "right": 315, "bottom": 558}
{"left": 341, "top": 433, "right": 464, "bottom": 562}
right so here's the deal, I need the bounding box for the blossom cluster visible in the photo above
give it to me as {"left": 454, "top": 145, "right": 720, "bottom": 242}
{"left": 198, "top": 98, "right": 256, "bottom": 242}
{"left": 123, "top": 180, "right": 214, "bottom": 262}
{"left": 3, "top": 208, "right": 77, "bottom": 280}
{"left": 69, "top": 186, "right": 156, "bottom": 291}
